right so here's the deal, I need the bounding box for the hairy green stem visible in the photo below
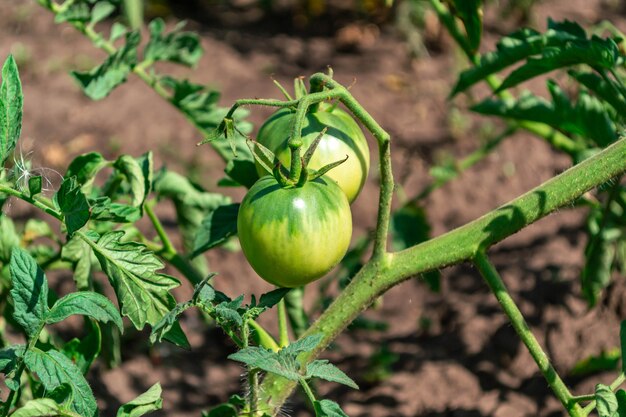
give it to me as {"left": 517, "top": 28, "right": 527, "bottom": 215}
{"left": 308, "top": 74, "right": 394, "bottom": 259}
{"left": 258, "top": 136, "right": 626, "bottom": 415}
{"left": 2, "top": 323, "right": 45, "bottom": 417}
{"left": 473, "top": 252, "right": 582, "bottom": 417}
{"left": 277, "top": 299, "right": 289, "bottom": 348}
{"left": 0, "top": 183, "right": 63, "bottom": 221}
{"left": 144, "top": 202, "right": 204, "bottom": 285}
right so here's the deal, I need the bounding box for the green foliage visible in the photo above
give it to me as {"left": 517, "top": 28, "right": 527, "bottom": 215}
{"left": 54, "top": 177, "right": 91, "bottom": 236}
{"left": 72, "top": 32, "right": 140, "bottom": 100}
{"left": 144, "top": 19, "right": 202, "bottom": 66}
{"left": 0, "top": 55, "right": 23, "bottom": 168}
{"left": 116, "top": 383, "right": 163, "bottom": 417}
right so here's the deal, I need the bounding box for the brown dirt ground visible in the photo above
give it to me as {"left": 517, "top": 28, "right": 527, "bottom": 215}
{"left": 1, "top": 1, "right": 626, "bottom": 416}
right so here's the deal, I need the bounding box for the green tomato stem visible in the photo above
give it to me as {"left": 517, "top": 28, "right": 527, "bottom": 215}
{"left": 298, "top": 377, "right": 318, "bottom": 408}
{"left": 307, "top": 73, "right": 393, "bottom": 260}
{"left": 277, "top": 299, "right": 290, "bottom": 348}
{"left": 0, "top": 183, "right": 63, "bottom": 221}
{"left": 258, "top": 135, "right": 626, "bottom": 415}
{"left": 248, "top": 320, "right": 280, "bottom": 352}
{"left": 473, "top": 252, "right": 582, "bottom": 417}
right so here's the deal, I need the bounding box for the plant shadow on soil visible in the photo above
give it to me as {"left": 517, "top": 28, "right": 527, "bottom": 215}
{"left": 2, "top": 0, "right": 626, "bottom": 416}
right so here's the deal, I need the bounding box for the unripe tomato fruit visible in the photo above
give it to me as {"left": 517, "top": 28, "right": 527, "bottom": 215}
{"left": 237, "top": 175, "right": 352, "bottom": 288}
{"left": 256, "top": 105, "right": 369, "bottom": 203}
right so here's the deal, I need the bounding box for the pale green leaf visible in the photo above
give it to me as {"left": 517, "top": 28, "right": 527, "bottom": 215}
{"left": 116, "top": 383, "right": 162, "bottom": 417}
{"left": 596, "top": 384, "right": 619, "bottom": 417}
{"left": 10, "top": 398, "right": 82, "bottom": 417}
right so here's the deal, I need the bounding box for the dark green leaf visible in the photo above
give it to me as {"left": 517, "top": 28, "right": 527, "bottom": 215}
{"left": 205, "top": 404, "right": 237, "bottom": 417}
{"left": 89, "top": 231, "right": 180, "bottom": 331}
{"left": 313, "top": 399, "right": 349, "bottom": 417}
{"left": 616, "top": 390, "right": 626, "bottom": 417}
{"left": 71, "top": 31, "right": 140, "bottom": 100}
{"left": 306, "top": 360, "right": 358, "bottom": 389}
{"left": 90, "top": 197, "right": 141, "bottom": 223}
{"left": 149, "top": 301, "right": 192, "bottom": 345}
{"left": 24, "top": 348, "right": 97, "bottom": 417}
{"left": 214, "top": 296, "right": 244, "bottom": 327}
{"left": 450, "top": 0, "right": 482, "bottom": 53}
{"left": 28, "top": 176, "right": 42, "bottom": 197}
{"left": 496, "top": 36, "right": 620, "bottom": 92}
{"left": 10, "top": 398, "right": 82, "bottom": 417}
{"left": 61, "top": 321, "right": 101, "bottom": 375}
{"left": 192, "top": 203, "right": 240, "bottom": 257}
{"left": 472, "top": 83, "right": 617, "bottom": 148}
{"left": 259, "top": 288, "right": 290, "bottom": 309}
{"left": 0, "top": 345, "right": 25, "bottom": 374}
{"left": 47, "top": 291, "right": 123, "bottom": 331}
{"left": 0, "top": 55, "right": 23, "bottom": 168}
{"left": 144, "top": 19, "right": 202, "bottom": 67}
{"left": 54, "top": 177, "right": 90, "bottom": 236}
{"left": 596, "top": 384, "right": 618, "bottom": 417}
{"left": 9, "top": 248, "right": 49, "bottom": 337}
{"left": 116, "top": 383, "right": 163, "bottom": 417}
{"left": 569, "top": 71, "right": 626, "bottom": 119}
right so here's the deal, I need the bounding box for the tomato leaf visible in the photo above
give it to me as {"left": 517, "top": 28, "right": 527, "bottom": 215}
{"left": 89, "top": 1, "right": 116, "bottom": 25}
{"left": 0, "top": 215, "right": 20, "bottom": 263}
{"left": 313, "top": 399, "right": 349, "bottom": 417}
{"left": 149, "top": 301, "right": 193, "bottom": 345}
{"left": 47, "top": 291, "right": 123, "bottom": 331}
{"left": 570, "top": 348, "right": 620, "bottom": 376}
{"left": 61, "top": 321, "right": 101, "bottom": 375}
{"left": 617, "top": 390, "right": 626, "bottom": 417}
{"left": 306, "top": 360, "right": 358, "bottom": 389}
{"left": 569, "top": 71, "right": 626, "bottom": 120}
{"left": 9, "top": 248, "right": 50, "bottom": 338}
{"left": 27, "top": 175, "right": 42, "bottom": 197}
{"left": 71, "top": 31, "right": 140, "bottom": 100}
{"left": 10, "top": 398, "right": 82, "bottom": 417}
{"left": 88, "top": 231, "right": 181, "bottom": 332}
{"left": 0, "top": 55, "right": 23, "bottom": 168}
{"left": 112, "top": 152, "right": 153, "bottom": 208}
{"left": 472, "top": 82, "right": 617, "bottom": 148}
{"left": 90, "top": 197, "right": 142, "bottom": 223}
{"left": 0, "top": 345, "right": 25, "bottom": 374}
{"left": 65, "top": 152, "right": 109, "bottom": 194}
{"left": 192, "top": 203, "right": 239, "bottom": 257}
{"left": 24, "top": 348, "right": 97, "bottom": 417}
{"left": 596, "top": 384, "right": 618, "bottom": 417}
{"left": 144, "top": 19, "right": 202, "bottom": 67}
{"left": 449, "top": 0, "right": 483, "bottom": 53}
{"left": 116, "top": 383, "right": 163, "bottom": 417}
{"left": 54, "top": 177, "right": 90, "bottom": 236}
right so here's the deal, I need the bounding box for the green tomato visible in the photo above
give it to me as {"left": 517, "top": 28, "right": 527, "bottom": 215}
{"left": 256, "top": 105, "right": 370, "bottom": 203}
{"left": 237, "top": 175, "right": 352, "bottom": 288}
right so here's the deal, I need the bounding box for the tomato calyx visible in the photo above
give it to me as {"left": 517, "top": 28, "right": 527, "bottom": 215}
{"left": 249, "top": 125, "right": 349, "bottom": 189}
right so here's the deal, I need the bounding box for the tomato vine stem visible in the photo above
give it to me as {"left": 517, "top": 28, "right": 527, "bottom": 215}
{"left": 257, "top": 136, "right": 626, "bottom": 416}
{"left": 473, "top": 252, "right": 583, "bottom": 417}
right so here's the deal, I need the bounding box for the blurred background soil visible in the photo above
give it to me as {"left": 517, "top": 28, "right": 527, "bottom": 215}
{"left": 1, "top": 0, "right": 626, "bottom": 416}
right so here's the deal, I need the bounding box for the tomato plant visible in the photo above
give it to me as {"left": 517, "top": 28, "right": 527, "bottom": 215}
{"left": 256, "top": 104, "right": 370, "bottom": 203}
{"left": 238, "top": 175, "right": 352, "bottom": 288}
